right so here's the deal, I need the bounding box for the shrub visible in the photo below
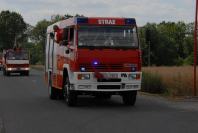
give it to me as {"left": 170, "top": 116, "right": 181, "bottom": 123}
{"left": 141, "top": 72, "right": 165, "bottom": 94}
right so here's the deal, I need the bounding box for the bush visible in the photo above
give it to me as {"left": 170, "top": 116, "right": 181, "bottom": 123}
{"left": 141, "top": 72, "right": 165, "bottom": 94}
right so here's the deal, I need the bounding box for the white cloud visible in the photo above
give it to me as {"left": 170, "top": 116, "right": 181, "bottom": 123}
{"left": 0, "top": 0, "right": 195, "bottom": 26}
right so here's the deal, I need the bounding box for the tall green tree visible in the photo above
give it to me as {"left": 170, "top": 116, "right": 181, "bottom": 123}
{"left": 0, "top": 10, "right": 26, "bottom": 50}
{"left": 31, "top": 19, "right": 52, "bottom": 64}
{"left": 139, "top": 21, "right": 194, "bottom": 66}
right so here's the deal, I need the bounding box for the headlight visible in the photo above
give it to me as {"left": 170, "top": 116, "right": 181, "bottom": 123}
{"left": 78, "top": 74, "right": 90, "bottom": 80}
{"left": 128, "top": 74, "right": 140, "bottom": 80}
{"left": 7, "top": 68, "right": 12, "bottom": 71}
{"left": 80, "top": 67, "right": 86, "bottom": 72}
{"left": 24, "top": 68, "right": 29, "bottom": 70}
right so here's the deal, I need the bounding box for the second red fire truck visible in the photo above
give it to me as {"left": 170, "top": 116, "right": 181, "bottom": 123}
{"left": 0, "top": 53, "right": 2, "bottom": 71}
{"left": 45, "top": 17, "right": 142, "bottom": 106}
{"left": 2, "top": 48, "right": 30, "bottom": 76}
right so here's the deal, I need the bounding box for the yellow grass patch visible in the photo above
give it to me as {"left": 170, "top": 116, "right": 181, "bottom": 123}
{"left": 143, "top": 66, "right": 198, "bottom": 96}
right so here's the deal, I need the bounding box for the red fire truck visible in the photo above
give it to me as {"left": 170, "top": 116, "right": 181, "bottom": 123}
{"left": 2, "top": 48, "right": 30, "bottom": 76}
{"left": 45, "top": 17, "right": 142, "bottom": 106}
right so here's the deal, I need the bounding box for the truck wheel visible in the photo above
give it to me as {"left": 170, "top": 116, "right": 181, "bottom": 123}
{"left": 3, "top": 68, "right": 6, "bottom": 76}
{"left": 25, "top": 71, "right": 29, "bottom": 76}
{"left": 48, "top": 77, "right": 58, "bottom": 100}
{"left": 5, "top": 71, "right": 10, "bottom": 76}
{"left": 122, "top": 91, "right": 137, "bottom": 106}
{"left": 64, "top": 77, "right": 77, "bottom": 106}
{"left": 20, "top": 72, "right": 24, "bottom": 76}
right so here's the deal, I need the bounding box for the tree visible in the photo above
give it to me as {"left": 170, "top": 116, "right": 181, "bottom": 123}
{"left": 139, "top": 21, "right": 194, "bottom": 66}
{"left": 0, "top": 10, "right": 26, "bottom": 50}
{"left": 31, "top": 19, "right": 52, "bottom": 64}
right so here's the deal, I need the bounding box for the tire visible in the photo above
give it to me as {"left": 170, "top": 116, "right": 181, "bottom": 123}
{"left": 48, "top": 76, "right": 58, "bottom": 100}
{"left": 64, "top": 76, "right": 77, "bottom": 106}
{"left": 3, "top": 68, "right": 6, "bottom": 76}
{"left": 25, "top": 71, "right": 29, "bottom": 76}
{"left": 6, "top": 72, "right": 10, "bottom": 76}
{"left": 20, "top": 72, "right": 24, "bottom": 76}
{"left": 122, "top": 91, "right": 137, "bottom": 106}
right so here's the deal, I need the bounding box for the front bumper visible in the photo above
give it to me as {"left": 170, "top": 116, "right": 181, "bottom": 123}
{"left": 69, "top": 72, "right": 142, "bottom": 92}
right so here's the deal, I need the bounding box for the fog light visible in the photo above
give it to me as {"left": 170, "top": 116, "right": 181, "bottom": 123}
{"left": 126, "top": 85, "right": 133, "bottom": 89}
{"left": 78, "top": 85, "right": 91, "bottom": 89}
{"left": 125, "top": 85, "right": 139, "bottom": 89}
{"left": 133, "top": 85, "right": 139, "bottom": 89}
{"left": 128, "top": 74, "right": 141, "bottom": 80}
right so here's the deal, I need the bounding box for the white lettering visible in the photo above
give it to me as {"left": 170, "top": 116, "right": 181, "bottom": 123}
{"left": 98, "top": 19, "right": 116, "bottom": 25}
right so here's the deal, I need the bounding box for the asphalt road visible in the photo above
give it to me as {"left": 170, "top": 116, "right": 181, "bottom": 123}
{"left": 0, "top": 70, "right": 198, "bottom": 133}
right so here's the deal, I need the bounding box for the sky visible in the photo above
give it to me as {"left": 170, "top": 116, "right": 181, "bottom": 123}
{"left": 0, "top": 0, "right": 195, "bottom": 26}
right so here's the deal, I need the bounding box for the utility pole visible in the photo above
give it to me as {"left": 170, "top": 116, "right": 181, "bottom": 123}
{"left": 146, "top": 29, "right": 151, "bottom": 66}
{"left": 194, "top": 0, "right": 198, "bottom": 96}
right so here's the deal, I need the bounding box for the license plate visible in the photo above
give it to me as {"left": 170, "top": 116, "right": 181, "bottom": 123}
{"left": 103, "top": 73, "right": 118, "bottom": 78}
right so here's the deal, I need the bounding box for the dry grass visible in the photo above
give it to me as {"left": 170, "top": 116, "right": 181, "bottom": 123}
{"left": 143, "top": 66, "right": 198, "bottom": 96}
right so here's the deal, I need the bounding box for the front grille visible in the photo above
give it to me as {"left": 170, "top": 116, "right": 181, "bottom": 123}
{"left": 97, "top": 85, "right": 121, "bottom": 89}
{"left": 80, "top": 64, "right": 123, "bottom": 71}
{"left": 97, "top": 78, "right": 121, "bottom": 82}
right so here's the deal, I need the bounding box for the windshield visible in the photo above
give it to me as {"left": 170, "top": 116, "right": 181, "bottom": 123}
{"left": 7, "top": 51, "right": 29, "bottom": 60}
{"left": 78, "top": 26, "right": 138, "bottom": 48}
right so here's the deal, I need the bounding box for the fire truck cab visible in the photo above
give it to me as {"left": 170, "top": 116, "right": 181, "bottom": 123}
{"left": 2, "top": 48, "right": 30, "bottom": 76}
{"left": 45, "top": 17, "right": 142, "bottom": 106}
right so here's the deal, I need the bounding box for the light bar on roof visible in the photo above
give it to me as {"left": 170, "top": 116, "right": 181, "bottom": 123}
{"left": 76, "top": 18, "right": 88, "bottom": 24}
{"left": 125, "top": 18, "right": 136, "bottom": 25}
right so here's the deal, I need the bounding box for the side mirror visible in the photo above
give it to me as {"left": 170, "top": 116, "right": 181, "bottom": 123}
{"left": 50, "top": 32, "right": 54, "bottom": 39}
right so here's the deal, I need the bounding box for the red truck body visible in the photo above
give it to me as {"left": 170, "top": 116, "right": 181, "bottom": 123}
{"left": 45, "top": 17, "right": 142, "bottom": 106}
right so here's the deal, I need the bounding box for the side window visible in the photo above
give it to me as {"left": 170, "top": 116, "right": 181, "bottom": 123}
{"left": 69, "top": 28, "right": 74, "bottom": 45}
{"left": 63, "top": 28, "right": 69, "bottom": 41}
{"left": 60, "top": 28, "right": 69, "bottom": 46}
